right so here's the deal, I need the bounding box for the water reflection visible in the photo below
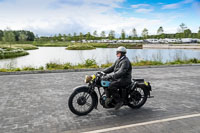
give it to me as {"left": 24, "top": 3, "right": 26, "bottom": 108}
{"left": 0, "top": 47, "right": 200, "bottom": 68}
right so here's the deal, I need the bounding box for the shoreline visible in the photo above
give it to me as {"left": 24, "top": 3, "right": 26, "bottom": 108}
{"left": 0, "top": 64, "right": 200, "bottom": 76}
{"left": 143, "top": 44, "right": 200, "bottom": 49}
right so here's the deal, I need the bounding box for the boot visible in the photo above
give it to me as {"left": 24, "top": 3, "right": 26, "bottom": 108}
{"left": 114, "top": 89, "right": 127, "bottom": 110}
{"left": 113, "top": 93, "right": 124, "bottom": 110}
{"left": 105, "top": 97, "right": 113, "bottom": 107}
{"left": 115, "top": 101, "right": 123, "bottom": 110}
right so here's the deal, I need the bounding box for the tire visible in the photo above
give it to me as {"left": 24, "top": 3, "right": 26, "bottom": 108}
{"left": 68, "top": 88, "right": 96, "bottom": 116}
{"left": 128, "top": 87, "right": 148, "bottom": 109}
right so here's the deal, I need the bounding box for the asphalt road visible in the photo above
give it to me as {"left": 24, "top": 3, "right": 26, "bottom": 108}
{"left": 0, "top": 66, "right": 200, "bottom": 133}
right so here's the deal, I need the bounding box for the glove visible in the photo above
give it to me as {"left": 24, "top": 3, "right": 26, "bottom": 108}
{"left": 97, "top": 71, "right": 105, "bottom": 76}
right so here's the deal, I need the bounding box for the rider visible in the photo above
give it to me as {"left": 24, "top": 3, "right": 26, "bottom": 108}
{"left": 102, "top": 46, "right": 132, "bottom": 110}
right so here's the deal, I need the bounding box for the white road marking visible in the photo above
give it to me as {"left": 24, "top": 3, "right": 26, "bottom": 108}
{"left": 82, "top": 113, "right": 200, "bottom": 133}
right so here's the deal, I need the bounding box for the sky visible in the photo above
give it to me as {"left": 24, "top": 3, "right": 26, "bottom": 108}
{"left": 0, "top": 0, "right": 200, "bottom": 36}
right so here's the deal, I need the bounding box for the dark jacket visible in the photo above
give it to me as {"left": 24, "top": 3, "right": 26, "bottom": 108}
{"left": 103, "top": 56, "right": 132, "bottom": 83}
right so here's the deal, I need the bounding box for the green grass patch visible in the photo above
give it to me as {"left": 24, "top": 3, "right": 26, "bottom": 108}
{"left": 66, "top": 44, "right": 95, "bottom": 50}
{"left": 0, "top": 48, "right": 29, "bottom": 59}
{"left": 46, "top": 59, "right": 98, "bottom": 70}
{"left": 132, "top": 60, "right": 164, "bottom": 66}
{"left": 0, "top": 44, "right": 38, "bottom": 50}
{"left": 33, "top": 41, "right": 70, "bottom": 47}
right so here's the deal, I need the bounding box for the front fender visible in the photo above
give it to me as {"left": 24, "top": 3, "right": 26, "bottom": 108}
{"left": 72, "top": 85, "right": 98, "bottom": 109}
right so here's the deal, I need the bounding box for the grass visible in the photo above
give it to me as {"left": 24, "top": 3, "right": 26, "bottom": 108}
{"left": 0, "top": 44, "right": 38, "bottom": 50}
{"left": 0, "top": 48, "right": 29, "bottom": 59}
{"left": 66, "top": 44, "right": 95, "bottom": 50}
{"left": 1, "top": 58, "right": 200, "bottom": 72}
{"left": 46, "top": 59, "right": 98, "bottom": 69}
{"left": 32, "top": 41, "right": 142, "bottom": 49}
{"left": 33, "top": 41, "right": 70, "bottom": 47}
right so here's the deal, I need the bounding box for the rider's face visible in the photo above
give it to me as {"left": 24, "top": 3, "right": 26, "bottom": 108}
{"left": 116, "top": 52, "right": 121, "bottom": 58}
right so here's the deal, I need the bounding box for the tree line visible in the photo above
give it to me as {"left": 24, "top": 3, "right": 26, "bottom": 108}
{"left": 0, "top": 29, "right": 35, "bottom": 42}
{"left": 37, "top": 23, "right": 200, "bottom": 42}
{"left": 1, "top": 23, "right": 200, "bottom": 43}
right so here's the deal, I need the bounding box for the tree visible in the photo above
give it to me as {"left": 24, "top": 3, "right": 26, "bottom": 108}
{"left": 100, "top": 31, "right": 106, "bottom": 39}
{"left": 198, "top": 27, "right": 200, "bottom": 39}
{"left": 26, "top": 31, "right": 35, "bottom": 41}
{"left": 157, "top": 26, "right": 164, "bottom": 35}
{"left": 92, "top": 30, "right": 98, "bottom": 40}
{"left": 183, "top": 29, "right": 192, "bottom": 38}
{"left": 3, "top": 30, "right": 15, "bottom": 48}
{"left": 73, "top": 32, "right": 78, "bottom": 41}
{"left": 66, "top": 33, "right": 72, "bottom": 41}
{"left": 108, "top": 30, "right": 115, "bottom": 40}
{"left": 93, "top": 30, "right": 97, "bottom": 37}
{"left": 86, "top": 32, "right": 91, "bottom": 40}
{"left": 132, "top": 28, "right": 137, "bottom": 38}
{"left": 63, "top": 34, "right": 67, "bottom": 41}
{"left": 79, "top": 32, "right": 83, "bottom": 42}
{"left": 178, "top": 23, "right": 187, "bottom": 33}
{"left": 0, "top": 30, "right": 3, "bottom": 41}
{"left": 121, "top": 29, "right": 126, "bottom": 40}
{"left": 19, "top": 33, "right": 27, "bottom": 41}
{"left": 57, "top": 33, "right": 62, "bottom": 41}
{"left": 142, "top": 28, "right": 148, "bottom": 38}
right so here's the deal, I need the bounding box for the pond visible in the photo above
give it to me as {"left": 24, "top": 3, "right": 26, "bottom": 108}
{"left": 0, "top": 47, "right": 200, "bottom": 68}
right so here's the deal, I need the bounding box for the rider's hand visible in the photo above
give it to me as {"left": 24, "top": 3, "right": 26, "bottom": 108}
{"left": 97, "top": 71, "right": 105, "bottom": 76}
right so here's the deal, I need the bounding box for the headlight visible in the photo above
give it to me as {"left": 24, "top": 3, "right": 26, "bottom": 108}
{"left": 85, "top": 75, "right": 96, "bottom": 83}
{"left": 85, "top": 75, "right": 92, "bottom": 83}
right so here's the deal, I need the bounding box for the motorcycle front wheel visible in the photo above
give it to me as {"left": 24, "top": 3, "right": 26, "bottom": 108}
{"left": 68, "top": 88, "right": 96, "bottom": 116}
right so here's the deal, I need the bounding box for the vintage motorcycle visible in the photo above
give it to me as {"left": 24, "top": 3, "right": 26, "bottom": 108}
{"left": 68, "top": 72, "right": 153, "bottom": 116}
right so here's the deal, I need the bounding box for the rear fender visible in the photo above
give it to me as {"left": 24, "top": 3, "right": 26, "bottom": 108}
{"left": 73, "top": 86, "right": 98, "bottom": 109}
{"left": 136, "top": 83, "right": 151, "bottom": 96}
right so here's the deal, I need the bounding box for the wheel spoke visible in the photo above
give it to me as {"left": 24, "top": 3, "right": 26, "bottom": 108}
{"left": 85, "top": 102, "right": 91, "bottom": 107}
{"left": 71, "top": 91, "right": 93, "bottom": 113}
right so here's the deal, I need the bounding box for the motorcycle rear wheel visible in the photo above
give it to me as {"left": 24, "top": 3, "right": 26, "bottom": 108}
{"left": 128, "top": 87, "right": 148, "bottom": 109}
{"left": 68, "top": 88, "right": 96, "bottom": 116}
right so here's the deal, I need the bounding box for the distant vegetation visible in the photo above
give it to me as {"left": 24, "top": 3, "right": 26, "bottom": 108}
{"left": 35, "top": 23, "right": 200, "bottom": 43}
{"left": 0, "top": 23, "right": 200, "bottom": 45}
{"left": 1, "top": 58, "right": 200, "bottom": 72}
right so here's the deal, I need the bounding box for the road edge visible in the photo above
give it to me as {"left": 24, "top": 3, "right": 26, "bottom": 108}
{"left": 0, "top": 64, "right": 200, "bottom": 76}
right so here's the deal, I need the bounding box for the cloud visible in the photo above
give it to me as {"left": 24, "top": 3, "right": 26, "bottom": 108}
{"left": 131, "top": 3, "right": 153, "bottom": 13}
{"left": 0, "top": 0, "right": 161, "bottom": 36}
{"left": 0, "top": 0, "right": 198, "bottom": 36}
{"left": 131, "top": 4, "right": 150, "bottom": 8}
{"left": 162, "top": 0, "right": 194, "bottom": 9}
{"left": 135, "top": 8, "right": 153, "bottom": 13}
{"left": 162, "top": 3, "right": 179, "bottom": 9}
{"left": 192, "top": 0, "right": 200, "bottom": 15}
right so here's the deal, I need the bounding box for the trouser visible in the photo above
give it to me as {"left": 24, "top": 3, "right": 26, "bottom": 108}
{"left": 105, "top": 80, "right": 130, "bottom": 103}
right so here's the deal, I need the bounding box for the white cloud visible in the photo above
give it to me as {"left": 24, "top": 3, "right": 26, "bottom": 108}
{"left": 162, "top": 3, "right": 179, "bottom": 9}
{"left": 162, "top": 0, "right": 194, "bottom": 9}
{"left": 135, "top": 8, "right": 153, "bottom": 13}
{"left": 131, "top": 3, "right": 153, "bottom": 13}
{"left": 131, "top": 4, "right": 150, "bottom": 8}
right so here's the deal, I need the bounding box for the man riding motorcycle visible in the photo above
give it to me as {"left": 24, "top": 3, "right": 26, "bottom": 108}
{"left": 102, "top": 46, "right": 132, "bottom": 110}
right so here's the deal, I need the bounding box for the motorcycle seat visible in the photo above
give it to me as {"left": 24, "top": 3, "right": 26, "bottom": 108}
{"left": 132, "top": 79, "right": 144, "bottom": 82}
